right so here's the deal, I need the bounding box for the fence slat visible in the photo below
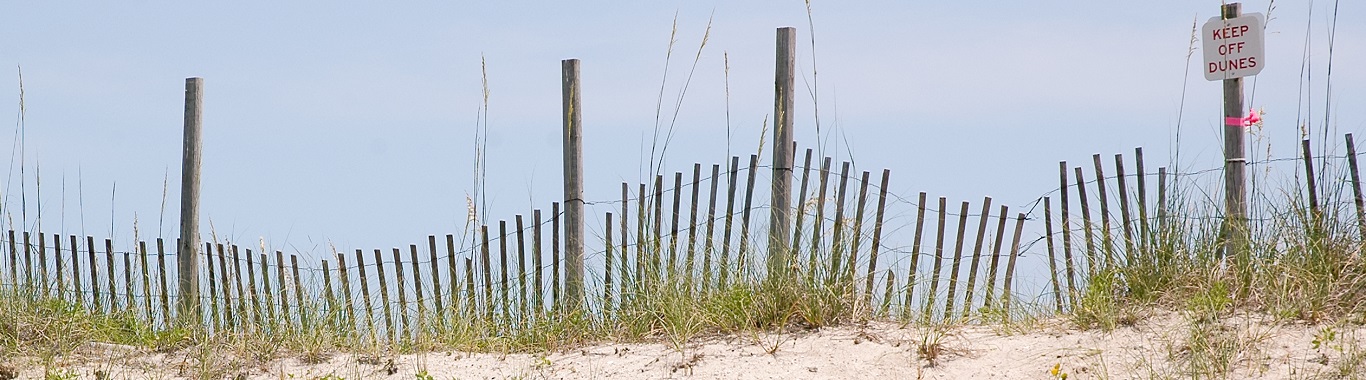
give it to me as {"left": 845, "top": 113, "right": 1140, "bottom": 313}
{"left": 104, "top": 239, "right": 115, "bottom": 312}
{"left": 551, "top": 203, "right": 561, "bottom": 310}
{"left": 983, "top": 205, "right": 1010, "bottom": 307}
{"left": 206, "top": 243, "right": 221, "bottom": 330}
{"left": 231, "top": 246, "right": 249, "bottom": 329}
{"left": 792, "top": 149, "right": 814, "bottom": 273}
{"left": 1115, "top": 154, "right": 1136, "bottom": 265}
{"left": 532, "top": 211, "right": 544, "bottom": 317}
{"left": 924, "top": 197, "right": 947, "bottom": 321}
{"left": 392, "top": 248, "right": 410, "bottom": 343}
{"left": 619, "top": 185, "right": 631, "bottom": 297}
{"left": 292, "top": 255, "right": 306, "bottom": 331}
{"left": 702, "top": 164, "right": 721, "bottom": 293}
{"left": 636, "top": 183, "right": 647, "bottom": 290}
{"left": 685, "top": 164, "right": 701, "bottom": 292}
{"left": 943, "top": 201, "right": 970, "bottom": 321}
{"left": 322, "top": 258, "right": 335, "bottom": 331}
{"left": 1057, "top": 162, "right": 1075, "bottom": 307}
{"left": 373, "top": 248, "right": 394, "bottom": 344}
{"left": 1044, "top": 197, "right": 1065, "bottom": 313}
{"left": 337, "top": 253, "right": 357, "bottom": 337}
{"left": 72, "top": 235, "right": 84, "bottom": 308}
{"left": 355, "top": 249, "right": 375, "bottom": 341}
{"left": 1075, "top": 167, "right": 1098, "bottom": 275}
{"left": 139, "top": 241, "right": 152, "bottom": 320}
{"left": 1092, "top": 154, "right": 1114, "bottom": 269}
{"left": 1135, "top": 148, "right": 1150, "bottom": 254}
{"left": 669, "top": 172, "right": 682, "bottom": 282}
{"left": 850, "top": 171, "right": 870, "bottom": 294}
{"left": 88, "top": 236, "right": 102, "bottom": 313}
{"left": 409, "top": 244, "right": 425, "bottom": 335}
{"left": 261, "top": 253, "right": 276, "bottom": 327}
{"left": 23, "top": 232, "right": 32, "bottom": 292}
{"left": 446, "top": 234, "right": 459, "bottom": 319}
{"left": 515, "top": 216, "right": 527, "bottom": 323}
{"left": 275, "top": 251, "right": 289, "bottom": 328}
{"left": 653, "top": 175, "right": 663, "bottom": 282}
{"left": 807, "top": 157, "right": 832, "bottom": 283}
{"left": 902, "top": 191, "right": 926, "bottom": 318}
{"left": 604, "top": 212, "right": 615, "bottom": 310}
{"left": 720, "top": 157, "right": 739, "bottom": 288}
{"left": 963, "top": 197, "right": 992, "bottom": 317}
{"left": 1347, "top": 134, "right": 1366, "bottom": 241}
{"left": 157, "top": 238, "right": 170, "bottom": 324}
{"left": 246, "top": 250, "right": 262, "bottom": 327}
{"left": 737, "top": 155, "right": 759, "bottom": 277}
{"left": 427, "top": 236, "right": 443, "bottom": 328}
{"left": 828, "top": 162, "right": 851, "bottom": 287}
{"left": 498, "top": 221, "right": 510, "bottom": 322}
{"left": 56, "top": 234, "right": 66, "bottom": 300}
{"left": 480, "top": 226, "right": 493, "bottom": 320}
{"left": 1002, "top": 212, "right": 1027, "bottom": 315}
{"left": 6, "top": 231, "right": 15, "bottom": 290}
{"left": 38, "top": 233, "right": 49, "bottom": 296}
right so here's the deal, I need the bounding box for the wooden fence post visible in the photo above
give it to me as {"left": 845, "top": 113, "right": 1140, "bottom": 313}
{"left": 561, "top": 58, "right": 585, "bottom": 312}
{"left": 702, "top": 164, "right": 721, "bottom": 293}
{"left": 72, "top": 235, "right": 84, "bottom": 309}
{"left": 1221, "top": 1, "right": 1249, "bottom": 259}
{"left": 1115, "top": 154, "right": 1136, "bottom": 265}
{"left": 354, "top": 249, "right": 375, "bottom": 342}
{"left": 410, "top": 245, "right": 426, "bottom": 335}
{"left": 1092, "top": 154, "right": 1114, "bottom": 269}
{"left": 923, "top": 197, "right": 948, "bottom": 322}
{"left": 337, "top": 253, "right": 357, "bottom": 337}
{"left": 719, "top": 157, "right": 739, "bottom": 288}
{"left": 1057, "top": 162, "right": 1076, "bottom": 306}
{"left": 1044, "top": 197, "right": 1065, "bottom": 313}
{"left": 943, "top": 201, "right": 970, "bottom": 320}
{"left": 983, "top": 205, "right": 1010, "bottom": 307}
{"left": 901, "top": 191, "right": 926, "bottom": 318}
{"left": 88, "top": 236, "right": 102, "bottom": 313}
{"left": 1074, "top": 167, "right": 1098, "bottom": 274}
{"left": 157, "top": 238, "right": 170, "bottom": 325}
{"left": 963, "top": 197, "right": 992, "bottom": 316}
{"left": 669, "top": 172, "right": 682, "bottom": 282}
{"left": 828, "top": 162, "right": 851, "bottom": 288}
{"left": 737, "top": 155, "right": 759, "bottom": 278}
{"left": 849, "top": 171, "right": 870, "bottom": 294}
{"left": 685, "top": 164, "right": 701, "bottom": 293}
{"left": 178, "top": 77, "right": 204, "bottom": 325}
{"left": 373, "top": 249, "right": 394, "bottom": 344}
{"left": 1001, "top": 213, "right": 1026, "bottom": 316}
{"left": 392, "top": 248, "right": 410, "bottom": 343}
{"left": 807, "top": 157, "right": 832, "bottom": 283}
{"left": 1346, "top": 134, "right": 1366, "bottom": 241}
{"left": 769, "top": 26, "right": 797, "bottom": 279}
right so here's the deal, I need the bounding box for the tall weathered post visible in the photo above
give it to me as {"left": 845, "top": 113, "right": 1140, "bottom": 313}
{"left": 1202, "top": 2, "right": 1263, "bottom": 257}
{"left": 1222, "top": 3, "right": 1247, "bottom": 257}
{"left": 768, "top": 27, "right": 796, "bottom": 279}
{"left": 561, "top": 59, "right": 585, "bottom": 311}
{"left": 178, "top": 77, "right": 204, "bottom": 324}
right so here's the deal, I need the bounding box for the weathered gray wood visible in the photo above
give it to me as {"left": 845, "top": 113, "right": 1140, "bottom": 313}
{"left": 791, "top": 149, "right": 814, "bottom": 266}
{"left": 139, "top": 240, "right": 152, "bottom": 323}
{"left": 1092, "top": 154, "right": 1114, "bottom": 269}
{"left": 178, "top": 77, "right": 204, "bottom": 324}
{"left": 354, "top": 249, "right": 375, "bottom": 341}
{"left": 807, "top": 157, "right": 832, "bottom": 282}
{"left": 322, "top": 258, "right": 336, "bottom": 331}
{"left": 514, "top": 216, "right": 527, "bottom": 322}
{"left": 205, "top": 243, "right": 220, "bottom": 330}
{"left": 902, "top": 191, "right": 926, "bottom": 318}
{"left": 551, "top": 203, "right": 561, "bottom": 310}
{"left": 446, "top": 234, "right": 459, "bottom": 319}
{"left": 652, "top": 175, "right": 663, "bottom": 281}
{"left": 392, "top": 248, "right": 410, "bottom": 343}
{"left": 943, "top": 201, "right": 970, "bottom": 321}
{"left": 619, "top": 185, "right": 630, "bottom": 296}
{"left": 850, "top": 171, "right": 870, "bottom": 294}
{"left": 72, "top": 235, "right": 84, "bottom": 308}
{"left": 373, "top": 249, "right": 394, "bottom": 344}
{"left": 427, "top": 236, "right": 444, "bottom": 327}
{"left": 1114, "top": 154, "right": 1136, "bottom": 265}
{"left": 828, "top": 162, "right": 851, "bottom": 287}
{"left": 669, "top": 172, "right": 682, "bottom": 282}
{"left": 923, "top": 197, "right": 948, "bottom": 321}
{"left": 337, "top": 253, "right": 357, "bottom": 336}
{"left": 963, "top": 197, "right": 992, "bottom": 316}
{"left": 120, "top": 243, "right": 131, "bottom": 314}
{"left": 56, "top": 235, "right": 67, "bottom": 300}
{"left": 261, "top": 253, "right": 276, "bottom": 327}
{"left": 532, "top": 211, "right": 544, "bottom": 316}
{"left": 636, "top": 183, "right": 647, "bottom": 289}
{"left": 410, "top": 244, "right": 426, "bottom": 334}
{"left": 685, "top": 164, "right": 701, "bottom": 292}
{"left": 215, "top": 244, "right": 232, "bottom": 328}
{"left": 6, "top": 231, "right": 15, "bottom": 290}
{"left": 275, "top": 251, "right": 288, "bottom": 327}
{"left": 247, "top": 249, "right": 261, "bottom": 327}
{"left": 88, "top": 236, "right": 102, "bottom": 313}
{"left": 560, "top": 59, "right": 585, "bottom": 312}
{"left": 480, "top": 226, "right": 493, "bottom": 320}
{"left": 291, "top": 255, "right": 306, "bottom": 331}
{"left": 498, "top": 221, "right": 510, "bottom": 321}
{"left": 604, "top": 212, "right": 615, "bottom": 310}
{"left": 37, "top": 232, "right": 49, "bottom": 296}
{"left": 1044, "top": 197, "right": 1065, "bottom": 313}
{"left": 1057, "top": 162, "right": 1075, "bottom": 307}
{"left": 1302, "top": 139, "right": 1321, "bottom": 225}
{"left": 1347, "top": 134, "right": 1366, "bottom": 240}
{"left": 1001, "top": 212, "right": 1027, "bottom": 315}
{"left": 719, "top": 157, "right": 740, "bottom": 288}
{"left": 463, "top": 257, "right": 475, "bottom": 320}
{"left": 1134, "top": 148, "right": 1150, "bottom": 254}
{"left": 104, "top": 239, "right": 115, "bottom": 312}
{"left": 1158, "top": 167, "right": 1168, "bottom": 240}
{"left": 702, "top": 164, "right": 721, "bottom": 293}
{"left": 156, "top": 238, "right": 169, "bottom": 324}
{"left": 737, "top": 155, "right": 760, "bottom": 277}
{"left": 1222, "top": 2, "right": 1248, "bottom": 257}
{"left": 983, "top": 205, "right": 1010, "bottom": 307}
{"left": 1074, "top": 167, "right": 1098, "bottom": 275}
{"left": 21, "top": 232, "right": 30, "bottom": 292}
{"left": 769, "top": 27, "right": 797, "bottom": 279}
{"left": 231, "top": 246, "right": 248, "bottom": 329}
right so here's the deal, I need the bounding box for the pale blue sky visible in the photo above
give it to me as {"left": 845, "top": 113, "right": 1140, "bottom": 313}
{"left": 1, "top": 1, "right": 1362, "bottom": 290}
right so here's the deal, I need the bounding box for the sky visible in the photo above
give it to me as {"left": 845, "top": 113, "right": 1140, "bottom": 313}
{"left": 1, "top": 1, "right": 1363, "bottom": 296}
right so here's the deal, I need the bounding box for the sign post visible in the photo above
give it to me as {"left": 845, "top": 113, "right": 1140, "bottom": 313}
{"left": 1202, "top": 3, "right": 1264, "bottom": 257}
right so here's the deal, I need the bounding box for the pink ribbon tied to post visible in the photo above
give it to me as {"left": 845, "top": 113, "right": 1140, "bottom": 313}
{"left": 1226, "top": 108, "right": 1262, "bottom": 127}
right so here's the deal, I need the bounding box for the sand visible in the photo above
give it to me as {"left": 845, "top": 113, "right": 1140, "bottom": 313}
{"left": 4, "top": 311, "right": 1363, "bottom": 379}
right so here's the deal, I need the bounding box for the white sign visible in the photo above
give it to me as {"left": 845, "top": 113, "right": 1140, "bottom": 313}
{"left": 1202, "top": 13, "right": 1266, "bottom": 81}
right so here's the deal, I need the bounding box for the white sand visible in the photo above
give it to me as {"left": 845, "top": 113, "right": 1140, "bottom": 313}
{"left": 6, "top": 311, "right": 1363, "bottom": 379}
